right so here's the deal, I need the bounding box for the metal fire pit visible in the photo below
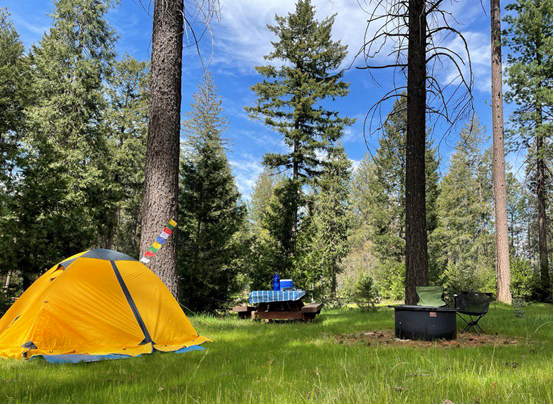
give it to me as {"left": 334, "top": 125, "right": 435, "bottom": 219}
{"left": 391, "top": 305, "right": 458, "bottom": 341}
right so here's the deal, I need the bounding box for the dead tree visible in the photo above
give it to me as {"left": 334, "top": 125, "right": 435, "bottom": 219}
{"left": 141, "top": 0, "right": 220, "bottom": 298}
{"left": 490, "top": 0, "right": 511, "bottom": 304}
{"left": 357, "top": 0, "right": 474, "bottom": 304}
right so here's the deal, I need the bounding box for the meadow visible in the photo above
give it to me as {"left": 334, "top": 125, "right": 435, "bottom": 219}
{"left": 1, "top": 303, "right": 552, "bottom": 404}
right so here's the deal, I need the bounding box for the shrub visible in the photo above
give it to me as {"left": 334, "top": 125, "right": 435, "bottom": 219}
{"left": 374, "top": 260, "right": 405, "bottom": 300}
{"left": 443, "top": 262, "right": 496, "bottom": 296}
{"left": 353, "top": 273, "right": 381, "bottom": 311}
{"left": 510, "top": 256, "right": 539, "bottom": 300}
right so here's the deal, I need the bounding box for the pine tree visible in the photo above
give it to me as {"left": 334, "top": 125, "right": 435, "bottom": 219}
{"left": 178, "top": 73, "right": 247, "bottom": 312}
{"left": 490, "top": 0, "right": 512, "bottom": 304}
{"left": 365, "top": 97, "right": 440, "bottom": 299}
{"left": 403, "top": 0, "right": 430, "bottom": 305}
{"left": 506, "top": 170, "right": 530, "bottom": 257}
{"left": 349, "top": 155, "right": 379, "bottom": 251}
{"left": 299, "top": 145, "right": 351, "bottom": 300}
{"left": 5, "top": 0, "right": 116, "bottom": 289}
{"left": 503, "top": 0, "right": 553, "bottom": 300}
{"left": 342, "top": 154, "right": 380, "bottom": 296}
{"left": 249, "top": 167, "right": 281, "bottom": 233}
{"left": 255, "top": 179, "right": 301, "bottom": 283}
{"left": 0, "top": 9, "right": 30, "bottom": 292}
{"left": 141, "top": 0, "right": 184, "bottom": 297}
{"left": 505, "top": 168, "right": 545, "bottom": 297}
{"left": 101, "top": 55, "right": 149, "bottom": 256}
{"left": 247, "top": 168, "right": 284, "bottom": 290}
{"left": 372, "top": 100, "right": 408, "bottom": 264}
{"left": 432, "top": 116, "right": 496, "bottom": 293}
{"left": 0, "top": 8, "right": 29, "bottom": 187}
{"left": 360, "top": 0, "right": 475, "bottom": 306}
{"left": 245, "top": 0, "right": 354, "bottom": 261}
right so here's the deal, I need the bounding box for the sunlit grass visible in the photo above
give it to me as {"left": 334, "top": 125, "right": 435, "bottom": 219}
{"left": 1, "top": 303, "right": 552, "bottom": 403}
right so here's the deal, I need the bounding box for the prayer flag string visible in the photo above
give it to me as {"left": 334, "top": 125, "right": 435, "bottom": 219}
{"left": 139, "top": 219, "right": 177, "bottom": 264}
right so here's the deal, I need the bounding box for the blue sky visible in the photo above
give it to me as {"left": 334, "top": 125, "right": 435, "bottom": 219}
{"left": 3, "top": 0, "right": 523, "bottom": 200}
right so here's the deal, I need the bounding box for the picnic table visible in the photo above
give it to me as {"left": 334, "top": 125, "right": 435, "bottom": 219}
{"left": 232, "top": 290, "right": 323, "bottom": 321}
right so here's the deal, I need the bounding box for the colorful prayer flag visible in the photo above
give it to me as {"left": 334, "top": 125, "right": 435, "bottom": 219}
{"left": 139, "top": 218, "right": 177, "bottom": 265}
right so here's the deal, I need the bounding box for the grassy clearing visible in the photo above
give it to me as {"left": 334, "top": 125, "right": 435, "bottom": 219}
{"left": 1, "top": 303, "right": 552, "bottom": 404}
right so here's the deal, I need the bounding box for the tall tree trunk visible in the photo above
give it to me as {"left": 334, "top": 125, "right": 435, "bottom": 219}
{"left": 534, "top": 41, "right": 550, "bottom": 301}
{"left": 292, "top": 138, "right": 299, "bottom": 238}
{"left": 193, "top": 220, "right": 202, "bottom": 269}
{"left": 22, "top": 274, "right": 31, "bottom": 291}
{"left": 331, "top": 266, "right": 337, "bottom": 300}
{"left": 106, "top": 208, "right": 116, "bottom": 250}
{"left": 140, "top": 0, "right": 184, "bottom": 298}
{"left": 536, "top": 134, "right": 549, "bottom": 300}
{"left": 405, "top": 0, "right": 429, "bottom": 305}
{"left": 3, "top": 271, "right": 11, "bottom": 291}
{"left": 490, "top": 0, "right": 511, "bottom": 304}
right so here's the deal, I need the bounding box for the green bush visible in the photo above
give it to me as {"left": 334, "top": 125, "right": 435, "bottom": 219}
{"left": 510, "top": 256, "right": 540, "bottom": 300}
{"left": 443, "top": 262, "right": 496, "bottom": 296}
{"left": 374, "top": 260, "right": 405, "bottom": 300}
{"left": 353, "top": 273, "right": 381, "bottom": 311}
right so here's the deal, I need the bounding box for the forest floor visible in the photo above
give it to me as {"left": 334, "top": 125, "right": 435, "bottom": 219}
{"left": 0, "top": 303, "right": 552, "bottom": 404}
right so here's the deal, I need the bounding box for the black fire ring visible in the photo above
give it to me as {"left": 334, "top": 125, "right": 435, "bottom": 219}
{"left": 390, "top": 305, "right": 458, "bottom": 341}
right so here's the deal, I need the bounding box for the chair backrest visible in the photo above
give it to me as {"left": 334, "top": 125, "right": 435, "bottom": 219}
{"left": 455, "top": 292, "right": 493, "bottom": 315}
{"left": 416, "top": 286, "right": 447, "bottom": 307}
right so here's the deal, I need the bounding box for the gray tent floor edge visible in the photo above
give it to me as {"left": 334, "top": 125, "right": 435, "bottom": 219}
{"left": 109, "top": 260, "right": 154, "bottom": 346}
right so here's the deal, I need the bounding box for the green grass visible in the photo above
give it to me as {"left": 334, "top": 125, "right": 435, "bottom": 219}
{"left": 1, "top": 303, "right": 552, "bottom": 403}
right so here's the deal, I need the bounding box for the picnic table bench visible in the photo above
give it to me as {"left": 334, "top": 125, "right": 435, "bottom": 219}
{"left": 232, "top": 290, "right": 323, "bottom": 321}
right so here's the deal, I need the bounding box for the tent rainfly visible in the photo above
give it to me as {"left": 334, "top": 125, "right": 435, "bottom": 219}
{"left": 0, "top": 249, "right": 209, "bottom": 362}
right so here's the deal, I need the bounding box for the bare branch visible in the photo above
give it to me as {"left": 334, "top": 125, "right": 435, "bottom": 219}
{"left": 137, "top": 0, "right": 223, "bottom": 73}
{"left": 352, "top": 0, "right": 474, "bottom": 155}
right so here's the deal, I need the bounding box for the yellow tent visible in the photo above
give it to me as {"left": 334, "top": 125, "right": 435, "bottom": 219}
{"left": 0, "top": 249, "right": 209, "bottom": 360}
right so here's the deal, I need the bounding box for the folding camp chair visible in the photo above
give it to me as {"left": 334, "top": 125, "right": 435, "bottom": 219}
{"left": 455, "top": 291, "right": 493, "bottom": 335}
{"left": 416, "top": 286, "right": 447, "bottom": 307}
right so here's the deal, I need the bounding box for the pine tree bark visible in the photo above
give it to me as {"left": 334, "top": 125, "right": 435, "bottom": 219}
{"left": 490, "top": 0, "right": 511, "bottom": 304}
{"left": 140, "top": 0, "right": 184, "bottom": 298}
{"left": 536, "top": 133, "right": 549, "bottom": 300}
{"left": 405, "top": 0, "right": 429, "bottom": 305}
{"left": 534, "top": 41, "right": 550, "bottom": 301}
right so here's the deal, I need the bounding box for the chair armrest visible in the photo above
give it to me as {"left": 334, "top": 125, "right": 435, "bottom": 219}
{"left": 446, "top": 294, "right": 458, "bottom": 308}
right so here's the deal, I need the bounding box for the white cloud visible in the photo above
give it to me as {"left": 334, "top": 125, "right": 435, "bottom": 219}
{"left": 341, "top": 124, "right": 367, "bottom": 144}
{"left": 424, "top": 0, "right": 494, "bottom": 96}
{"left": 201, "top": 0, "right": 492, "bottom": 107}
{"left": 203, "top": 0, "right": 376, "bottom": 73}
{"left": 349, "top": 158, "right": 361, "bottom": 172}
{"left": 229, "top": 154, "right": 265, "bottom": 199}
{"left": 440, "top": 30, "right": 491, "bottom": 94}
{"left": 10, "top": 13, "right": 50, "bottom": 47}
